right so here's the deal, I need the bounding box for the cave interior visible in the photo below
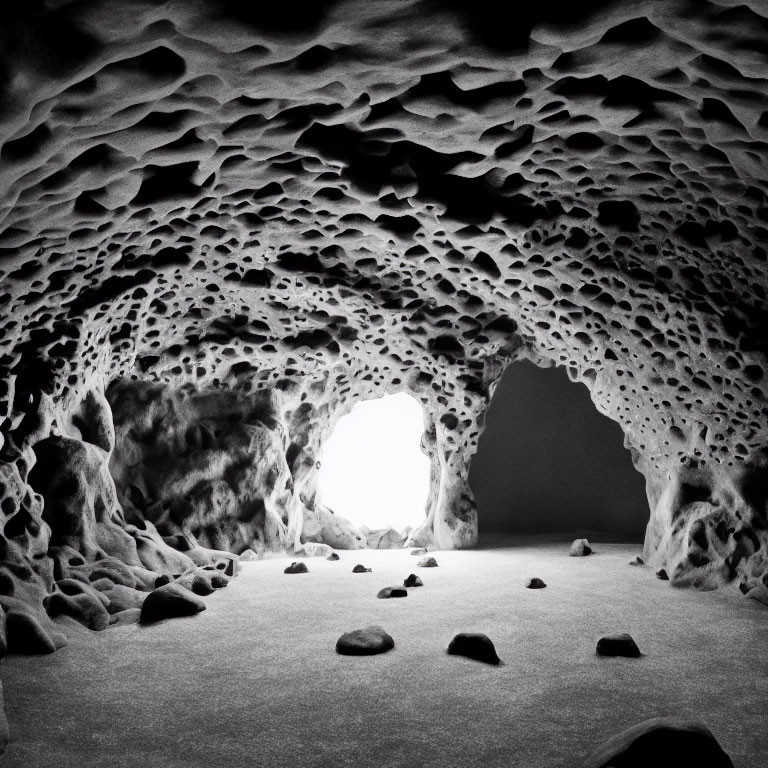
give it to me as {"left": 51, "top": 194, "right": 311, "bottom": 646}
{"left": 0, "top": 0, "right": 767, "bottom": 765}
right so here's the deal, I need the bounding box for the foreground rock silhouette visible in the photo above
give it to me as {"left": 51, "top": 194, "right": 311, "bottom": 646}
{"left": 583, "top": 717, "right": 734, "bottom": 768}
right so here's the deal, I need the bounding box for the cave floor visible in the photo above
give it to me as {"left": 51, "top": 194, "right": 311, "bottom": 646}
{"left": 2, "top": 535, "right": 767, "bottom": 768}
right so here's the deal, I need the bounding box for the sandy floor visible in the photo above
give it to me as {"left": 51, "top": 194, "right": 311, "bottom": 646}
{"left": 2, "top": 536, "right": 766, "bottom": 768}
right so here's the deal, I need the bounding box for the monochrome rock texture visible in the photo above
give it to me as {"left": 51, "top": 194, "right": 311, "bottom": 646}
{"left": 570, "top": 539, "right": 593, "bottom": 557}
{"left": 584, "top": 717, "right": 734, "bottom": 768}
{"left": 377, "top": 586, "right": 407, "bottom": 599}
{"left": 336, "top": 626, "right": 395, "bottom": 656}
{"left": 0, "top": 0, "right": 765, "bottom": 730}
{"left": 447, "top": 632, "right": 501, "bottom": 665}
{"left": 595, "top": 633, "right": 642, "bottom": 658}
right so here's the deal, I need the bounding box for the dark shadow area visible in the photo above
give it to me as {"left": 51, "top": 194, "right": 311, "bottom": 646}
{"left": 470, "top": 360, "right": 648, "bottom": 538}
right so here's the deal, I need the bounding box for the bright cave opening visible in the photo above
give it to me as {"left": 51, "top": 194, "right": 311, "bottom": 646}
{"left": 470, "top": 360, "right": 649, "bottom": 540}
{"left": 317, "top": 392, "right": 430, "bottom": 535}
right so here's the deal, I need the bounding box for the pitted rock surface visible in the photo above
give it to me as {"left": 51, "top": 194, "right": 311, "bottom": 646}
{"left": 0, "top": 0, "right": 765, "bottom": 698}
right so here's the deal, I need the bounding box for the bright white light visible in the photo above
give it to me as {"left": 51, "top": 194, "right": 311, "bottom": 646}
{"left": 317, "top": 392, "right": 430, "bottom": 531}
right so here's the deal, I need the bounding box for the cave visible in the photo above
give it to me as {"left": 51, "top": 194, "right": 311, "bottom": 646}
{"left": 471, "top": 359, "right": 648, "bottom": 539}
{"left": 0, "top": 1, "right": 766, "bottom": 766}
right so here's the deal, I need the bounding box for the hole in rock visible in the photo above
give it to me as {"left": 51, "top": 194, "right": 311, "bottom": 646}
{"left": 317, "top": 392, "right": 430, "bottom": 538}
{"left": 470, "top": 360, "right": 648, "bottom": 539}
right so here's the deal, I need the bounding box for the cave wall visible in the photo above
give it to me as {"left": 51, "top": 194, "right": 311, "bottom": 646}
{"left": 0, "top": 0, "right": 764, "bottom": 688}
{"left": 470, "top": 359, "right": 648, "bottom": 537}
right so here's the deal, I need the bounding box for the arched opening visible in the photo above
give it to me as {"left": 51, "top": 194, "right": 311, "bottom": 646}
{"left": 470, "top": 360, "right": 648, "bottom": 540}
{"left": 317, "top": 392, "right": 430, "bottom": 539}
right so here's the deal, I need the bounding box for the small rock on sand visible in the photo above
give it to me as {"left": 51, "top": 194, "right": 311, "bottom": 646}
{"left": 447, "top": 632, "right": 501, "bottom": 665}
{"left": 377, "top": 586, "right": 407, "bottom": 599}
{"left": 596, "top": 633, "right": 641, "bottom": 658}
{"left": 570, "top": 538, "right": 592, "bottom": 556}
{"left": 336, "top": 626, "right": 395, "bottom": 656}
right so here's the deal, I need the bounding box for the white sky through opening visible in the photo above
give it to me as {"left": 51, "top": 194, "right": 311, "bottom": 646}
{"left": 317, "top": 392, "right": 430, "bottom": 531}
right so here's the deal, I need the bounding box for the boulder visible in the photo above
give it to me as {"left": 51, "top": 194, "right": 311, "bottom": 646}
{"left": 447, "top": 632, "right": 501, "bottom": 665}
{"left": 5, "top": 610, "right": 61, "bottom": 654}
{"left": 352, "top": 564, "right": 371, "bottom": 573}
{"left": 629, "top": 556, "right": 645, "bottom": 566}
{"left": 417, "top": 556, "right": 438, "bottom": 567}
{"left": 336, "top": 626, "right": 395, "bottom": 656}
{"left": 139, "top": 583, "right": 206, "bottom": 624}
{"left": 526, "top": 577, "right": 547, "bottom": 589}
{"left": 377, "top": 586, "right": 407, "bottom": 599}
{"left": 656, "top": 568, "right": 669, "bottom": 581}
{"left": 583, "top": 717, "right": 734, "bottom": 767}
{"left": 570, "top": 538, "right": 592, "bottom": 556}
{"left": 284, "top": 561, "right": 308, "bottom": 574}
{"left": 302, "top": 542, "right": 333, "bottom": 558}
{"left": 596, "top": 633, "right": 642, "bottom": 658}
{"left": 404, "top": 574, "right": 423, "bottom": 587}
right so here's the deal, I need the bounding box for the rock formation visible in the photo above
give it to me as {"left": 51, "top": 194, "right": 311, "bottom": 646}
{"left": 0, "top": 0, "right": 766, "bottom": 729}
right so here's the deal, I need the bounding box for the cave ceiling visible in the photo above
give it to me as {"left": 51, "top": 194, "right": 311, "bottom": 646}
{"left": 0, "top": 0, "right": 766, "bottom": 483}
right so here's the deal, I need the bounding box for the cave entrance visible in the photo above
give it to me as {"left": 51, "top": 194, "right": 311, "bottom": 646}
{"left": 317, "top": 392, "right": 430, "bottom": 538}
{"left": 469, "top": 360, "right": 648, "bottom": 540}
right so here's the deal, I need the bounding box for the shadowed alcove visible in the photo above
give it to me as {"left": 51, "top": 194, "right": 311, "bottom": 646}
{"left": 470, "top": 360, "right": 648, "bottom": 538}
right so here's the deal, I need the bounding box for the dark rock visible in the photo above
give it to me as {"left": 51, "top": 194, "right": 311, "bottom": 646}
{"left": 596, "top": 633, "right": 642, "bottom": 657}
{"left": 327, "top": 552, "right": 340, "bottom": 561}
{"left": 570, "top": 538, "right": 592, "bottom": 556}
{"left": 417, "top": 556, "right": 438, "bottom": 567}
{"left": 583, "top": 716, "right": 734, "bottom": 767}
{"left": 629, "top": 556, "right": 645, "bottom": 566}
{"left": 45, "top": 592, "right": 111, "bottom": 631}
{"left": 656, "top": 568, "right": 669, "bottom": 580}
{"left": 5, "top": 610, "right": 59, "bottom": 654}
{"left": 404, "top": 573, "right": 423, "bottom": 587}
{"left": 179, "top": 570, "right": 219, "bottom": 595}
{"left": 284, "top": 561, "right": 308, "bottom": 574}
{"left": 139, "top": 583, "right": 206, "bottom": 624}
{"left": 447, "top": 632, "right": 500, "bottom": 665}
{"left": 336, "top": 625, "right": 395, "bottom": 656}
{"left": 377, "top": 586, "right": 407, "bottom": 599}
{"left": 526, "top": 577, "right": 546, "bottom": 589}
{"left": 352, "top": 564, "right": 371, "bottom": 573}
{"left": 410, "top": 548, "right": 427, "bottom": 555}
{"left": 210, "top": 573, "right": 229, "bottom": 588}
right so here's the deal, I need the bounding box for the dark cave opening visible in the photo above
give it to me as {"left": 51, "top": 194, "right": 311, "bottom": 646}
{"left": 470, "top": 360, "right": 649, "bottom": 539}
